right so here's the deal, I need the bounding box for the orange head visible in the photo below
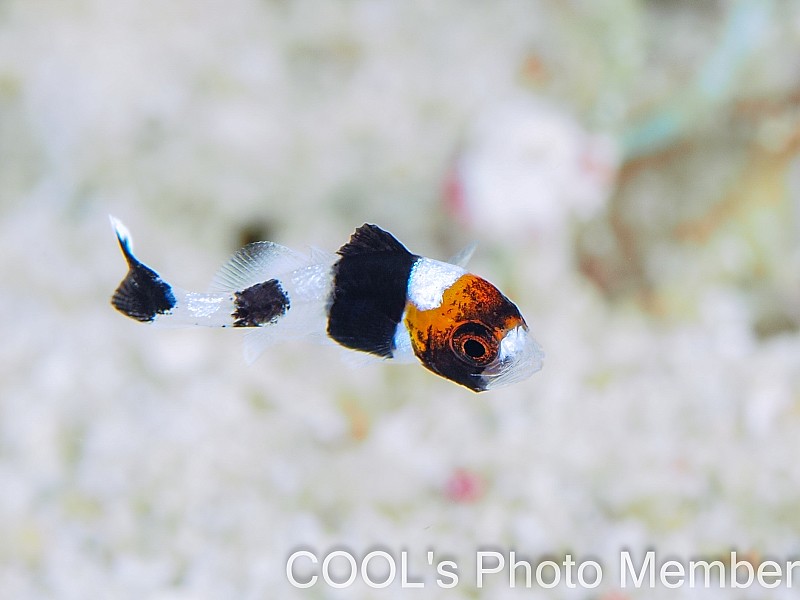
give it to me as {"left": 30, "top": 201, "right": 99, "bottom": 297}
{"left": 404, "top": 273, "right": 543, "bottom": 392}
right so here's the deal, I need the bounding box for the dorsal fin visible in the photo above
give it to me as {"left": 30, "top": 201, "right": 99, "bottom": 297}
{"left": 337, "top": 224, "right": 410, "bottom": 257}
{"left": 208, "top": 242, "right": 308, "bottom": 293}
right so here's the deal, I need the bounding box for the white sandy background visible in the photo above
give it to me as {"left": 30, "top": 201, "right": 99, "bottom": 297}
{"left": 2, "top": 1, "right": 800, "bottom": 599}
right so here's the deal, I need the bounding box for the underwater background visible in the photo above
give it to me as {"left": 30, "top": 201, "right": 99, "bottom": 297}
{"left": 2, "top": 0, "right": 800, "bottom": 598}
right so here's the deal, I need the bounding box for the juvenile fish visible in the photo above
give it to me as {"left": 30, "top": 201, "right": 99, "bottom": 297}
{"left": 110, "top": 219, "right": 544, "bottom": 391}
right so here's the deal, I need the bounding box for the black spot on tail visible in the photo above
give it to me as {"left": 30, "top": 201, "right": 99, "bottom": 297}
{"left": 233, "top": 279, "right": 289, "bottom": 327}
{"left": 112, "top": 262, "right": 176, "bottom": 322}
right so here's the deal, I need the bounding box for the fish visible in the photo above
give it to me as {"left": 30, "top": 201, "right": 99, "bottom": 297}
{"left": 109, "top": 218, "right": 544, "bottom": 392}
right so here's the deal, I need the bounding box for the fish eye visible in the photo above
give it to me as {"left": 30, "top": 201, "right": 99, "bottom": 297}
{"left": 463, "top": 338, "right": 486, "bottom": 359}
{"left": 450, "top": 322, "right": 498, "bottom": 367}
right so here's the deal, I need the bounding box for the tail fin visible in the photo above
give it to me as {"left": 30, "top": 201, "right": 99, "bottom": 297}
{"left": 110, "top": 216, "right": 177, "bottom": 322}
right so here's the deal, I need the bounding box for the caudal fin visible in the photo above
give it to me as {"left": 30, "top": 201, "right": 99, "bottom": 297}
{"left": 110, "top": 216, "right": 177, "bottom": 322}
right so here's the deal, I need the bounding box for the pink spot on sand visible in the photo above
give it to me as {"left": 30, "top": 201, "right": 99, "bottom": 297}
{"left": 444, "top": 468, "right": 483, "bottom": 503}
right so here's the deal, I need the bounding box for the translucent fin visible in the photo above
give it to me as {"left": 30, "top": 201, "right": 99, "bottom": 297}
{"left": 242, "top": 320, "right": 330, "bottom": 364}
{"left": 242, "top": 328, "right": 276, "bottom": 365}
{"left": 209, "top": 242, "right": 309, "bottom": 293}
{"left": 309, "top": 246, "right": 337, "bottom": 265}
{"left": 339, "top": 348, "right": 388, "bottom": 369}
{"left": 448, "top": 242, "right": 477, "bottom": 268}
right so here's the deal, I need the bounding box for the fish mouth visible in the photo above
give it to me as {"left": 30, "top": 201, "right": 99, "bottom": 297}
{"left": 479, "top": 326, "right": 545, "bottom": 390}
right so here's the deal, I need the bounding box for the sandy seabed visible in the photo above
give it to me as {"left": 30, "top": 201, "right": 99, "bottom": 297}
{"left": 2, "top": 1, "right": 800, "bottom": 598}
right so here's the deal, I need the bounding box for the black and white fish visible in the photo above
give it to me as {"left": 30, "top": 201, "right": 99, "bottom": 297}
{"left": 110, "top": 218, "right": 544, "bottom": 392}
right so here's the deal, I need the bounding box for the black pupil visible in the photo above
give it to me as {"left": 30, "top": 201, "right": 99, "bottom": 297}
{"left": 463, "top": 338, "right": 486, "bottom": 359}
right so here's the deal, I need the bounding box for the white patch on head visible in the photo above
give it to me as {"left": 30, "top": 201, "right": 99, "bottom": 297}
{"left": 407, "top": 258, "right": 465, "bottom": 311}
